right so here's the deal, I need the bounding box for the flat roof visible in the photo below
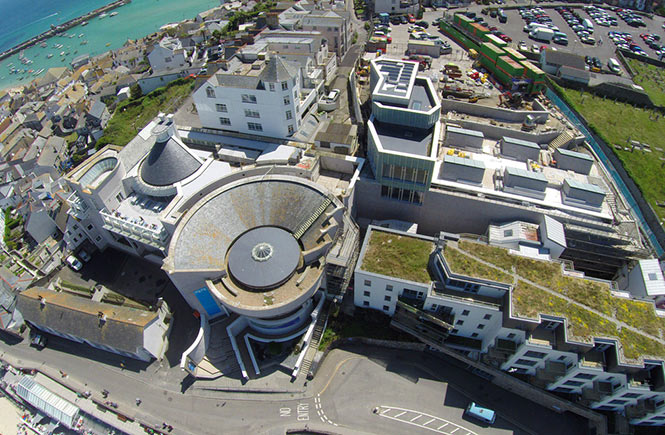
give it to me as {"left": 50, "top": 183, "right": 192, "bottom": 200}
{"left": 372, "top": 58, "right": 418, "bottom": 99}
{"left": 564, "top": 178, "right": 605, "bottom": 194}
{"left": 556, "top": 147, "right": 594, "bottom": 161}
{"left": 360, "top": 228, "right": 434, "bottom": 284}
{"left": 374, "top": 121, "right": 432, "bottom": 157}
{"left": 502, "top": 136, "right": 540, "bottom": 150}
{"left": 447, "top": 125, "right": 484, "bottom": 138}
{"left": 444, "top": 154, "right": 486, "bottom": 169}
{"left": 505, "top": 166, "right": 548, "bottom": 182}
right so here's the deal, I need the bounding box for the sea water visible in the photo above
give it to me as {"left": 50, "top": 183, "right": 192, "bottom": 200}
{"left": 0, "top": 0, "right": 220, "bottom": 91}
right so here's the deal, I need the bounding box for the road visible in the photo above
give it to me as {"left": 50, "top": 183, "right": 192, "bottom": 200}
{"left": 0, "top": 332, "right": 589, "bottom": 435}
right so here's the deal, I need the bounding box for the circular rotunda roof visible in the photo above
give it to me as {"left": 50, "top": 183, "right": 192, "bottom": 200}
{"left": 227, "top": 227, "right": 300, "bottom": 290}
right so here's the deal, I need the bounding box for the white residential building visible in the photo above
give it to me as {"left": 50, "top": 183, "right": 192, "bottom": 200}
{"left": 373, "top": 0, "right": 419, "bottom": 14}
{"left": 300, "top": 11, "right": 351, "bottom": 57}
{"left": 148, "top": 37, "right": 188, "bottom": 73}
{"left": 354, "top": 225, "right": 665, "bottom": 427}
{"left": 193, "top": 55, "right": 323, "bottom": 139}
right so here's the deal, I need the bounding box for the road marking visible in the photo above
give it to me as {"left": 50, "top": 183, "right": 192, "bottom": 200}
{"left": 279, "top": 407, "right": 291, "bottom": 417}
{"left": 376, "top": 406, "right": 477, "bottom": 435}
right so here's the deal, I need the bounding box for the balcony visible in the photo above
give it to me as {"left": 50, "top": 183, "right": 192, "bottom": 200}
{"left": 484, "top": 338, "right": 517, "bottom": 365}
{"left": 391, "top": 300, "right": 453, "bottom": 346}
{"left": 582, "top": 380, "right": 618, "bottom": 403}
{"left": 66, "top": 192, "right": 89, "bottom": 220}
{"left": 100, "top": 208, "right": 169, "bottom": 249}
{"left": 536, "top": 360, "right": 568, "bottom": 384}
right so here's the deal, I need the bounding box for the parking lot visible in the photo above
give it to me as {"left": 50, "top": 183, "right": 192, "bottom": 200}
{"left": 474, "top": 5, "right": 665, "bottom": 75}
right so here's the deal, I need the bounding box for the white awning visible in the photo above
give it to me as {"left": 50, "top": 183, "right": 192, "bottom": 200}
{"left": 16, "top": 376, "right": 79, "bottom": 429}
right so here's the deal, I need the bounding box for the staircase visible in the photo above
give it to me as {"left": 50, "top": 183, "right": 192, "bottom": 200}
{"left": 195, "top": 315, "right": 238, "bottom": 379}
{"left": 293, "top": 197, "right": 332, "bottom": 240}
{"left": 298, "top": 307, "right": 329, "bottom": 379}
{"left": 549, "top": 130, "right": 574, "bottom": 150}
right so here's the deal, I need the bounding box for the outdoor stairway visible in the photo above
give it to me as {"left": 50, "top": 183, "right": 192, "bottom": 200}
{"left": 196, "top": 315, "right": 238, "bottom": 379}
{"left": 549, "top": 130, "right": 574, "bottom": 150}
{"left": 292, "top": 196, "right": 332, "bottom": 240}
{"left": 298, "top": 307, "right": 329, "bottom": 379}
{"left": 235, "top": 328, "right": 259, "bottom": 379}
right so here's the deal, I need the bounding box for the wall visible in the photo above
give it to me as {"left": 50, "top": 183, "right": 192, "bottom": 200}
{"left": 447, "top": 118, "right": 561, "bottom": 143}
{"left": 354, "top": 269, "right": 429, "bottom": 316}
{"left": 441, "top": 99, "right": 550, "bottom": 124}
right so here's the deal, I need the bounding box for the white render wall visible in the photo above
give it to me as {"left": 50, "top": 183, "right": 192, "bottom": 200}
{"left": 193, "top": 79, "right": 302, "bottom": 139}
{"left": 354, "top": 270, "right": 429, "bottom": 315}
{"left": 148, "top": 45, "right": 187, "bottom": 73}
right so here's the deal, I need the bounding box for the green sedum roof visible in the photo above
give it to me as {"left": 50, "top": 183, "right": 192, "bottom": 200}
{"left": 361, "top": 230, "right": 434, "bottom": 284}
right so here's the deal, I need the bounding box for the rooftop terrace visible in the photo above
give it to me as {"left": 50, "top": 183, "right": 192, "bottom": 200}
{"left": 373, "top": 120, "right": 433, "bottom": 157}
{"left": 360, "top": 229, "right": 434, "bottom": 284}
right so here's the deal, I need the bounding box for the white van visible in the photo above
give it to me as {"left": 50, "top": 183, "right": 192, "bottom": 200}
{"left": 465, "top": 402, "right": 496, "bottom": 424}
{"left": 608, "top": 58, "right": 621, "bottom": 74}
{"left": 523, "top": 22, "right": 548, "bottom": 33}
{"left": 582, "top": 18, "right": 594, "bottom": 33}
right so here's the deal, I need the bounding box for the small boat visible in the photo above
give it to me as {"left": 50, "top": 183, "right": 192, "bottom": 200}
{"left": 80, "top": 40, "right": 88, "bottom": 45}
{"left": 60, "top": 51, "right": 65, "bottom": 56}
{"left": 81, "top": 21, "right": 88, "bottom": 26}
{"left": 99, "top": 12, "right": 107, "bottom": 19}
{"left": 106, "top": 43, "right": 111, "bottom": 47}
{"left": 110, "top": 12, "right": 118, "bottom": 17}
{"left": 69, "top": 34, "right": 75, "bottom": 39}
{"left": 47, "top": 54, "right": 53, "bottom": 58}
{"left": 40, "top": 42, "right": 47, "bottom": 48}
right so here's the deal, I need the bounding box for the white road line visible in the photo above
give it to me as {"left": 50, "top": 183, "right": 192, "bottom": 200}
{"left": 381, "top": 407, "right": 392, "bottom": 415}
{"left": 376, "top": 406, "right": 477, "bottom": 435}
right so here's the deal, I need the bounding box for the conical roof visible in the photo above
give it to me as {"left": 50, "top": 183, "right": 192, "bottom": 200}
{"left": 140, "top": 137, "right": 202, "bottom": 187}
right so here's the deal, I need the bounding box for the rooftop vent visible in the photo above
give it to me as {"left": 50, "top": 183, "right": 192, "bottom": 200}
{"left": 98, "top": 311, "right": 107, "bottom": 327}
{"left": 39, "top": 296, "right": 46, "bottom": 309}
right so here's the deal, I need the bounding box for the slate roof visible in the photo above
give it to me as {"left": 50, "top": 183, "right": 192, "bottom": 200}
{"left": 543, "top": 49, "right": 586, "bottom": 70}
{"left": 211, "top": 57, "right": 298, "bottom": 89}
{"left": 140, "top": 137, "right": 202, "bottom": 187}
{"left": 17, "top": 287, "right": 156, "bottom": 356}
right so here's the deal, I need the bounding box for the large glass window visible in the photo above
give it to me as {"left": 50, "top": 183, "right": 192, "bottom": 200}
{"left": 247, "top": 122, "right": 263, "bottom": 131}
{"left": 216, "top": 104, "right": 227, "bottom": 113}
{"left": 244, "top": 109, "right": 260, "bottom": 118}
{"left": 241, "top": 94, "right": 257, "bottom": 104}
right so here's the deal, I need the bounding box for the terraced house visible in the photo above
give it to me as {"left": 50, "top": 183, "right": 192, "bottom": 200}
{"left": 355, "top": 225, "right": 665, "bottom": 426}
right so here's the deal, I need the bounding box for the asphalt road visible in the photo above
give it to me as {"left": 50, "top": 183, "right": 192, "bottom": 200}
{"left": 0, "top": 332, "right": 590, "bottom": 435}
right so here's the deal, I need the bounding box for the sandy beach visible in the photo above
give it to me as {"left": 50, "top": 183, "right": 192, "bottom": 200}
{"left": 0, "top": 396, "right": 23, "bottom": 435}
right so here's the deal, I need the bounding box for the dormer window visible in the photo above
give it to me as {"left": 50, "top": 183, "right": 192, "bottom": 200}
{"left": 281, "top": 81, "right": 289, "bottom": 91}
{"left": 206, "top": 87, "right": 215, "bottom": 98}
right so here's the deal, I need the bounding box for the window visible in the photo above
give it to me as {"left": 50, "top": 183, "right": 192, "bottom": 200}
{"left": 483, "top": 314, "right": 492, "bottom": 320}
{"left": 284, "top": 96, "right": 291, "bottom": 105}
{"left": 504, "top": 229, "right": 513, "bottom": 237}
{"left": 386, "top": 284, "right": 393, "bottom": 291}
{"left": 649, "top": 273, "right": 659, "bottom": 281}
{"left": 456, "top": 320, "right": 464, "bottom": 325}
{"left": 563, "top": 380, "right": 585, "bottom": 387}
{"left": 461, "top": 310, "right": 470, "bottom": 316}
{"left": 269, "top": 83, "right": 275, "bottom": 91}
{"left": 219, "top": 117, "right": 231, "bottom": 126}
{"left": 622, "top": 393, "right": 642, "bottom": 399}
{"left": 87, "top": 224, "right": 93, "bottom": 230}
{"left": 206, "top": 87, "right": 215, "bottom": 98}
{"left": 73, "top": 238, "right": 78, "bottom": 243}
{"left": 216, "top": 104, "right": 227, "bottom": 112}
{"left": 364, "top": 280, "right": 371, "bottom": 286}
{"left": 363, "top": 291, "right": 370, "bottom": 297}
{"left": 451, "top": 329, "right": 459, "bottom": 334}
{"left": 558, "top": 355, "right": 567, "bottom": 361}
{"left": 115, "top": 193, "right": 124, "bottom": 202}
{"left": 247, "top": 122, "right": 263, "bottom": 131}
{"left": 507, "top": 333, "right": 516, "bottom": 339}
{"left": 384, "top": 295, "right": 391, "bottom": 302}
{"left": 608, "top": 399, "right": 628, "bottom": 405}
{"left": 363, "top": 301, "right": 369, "bottom": 307}
{"left": 515, "top": 359, "right": 538, "bottom": 367}
{"left": 244, "top": 109, "right": 260, "bottom": 118}
{"left": 164, "top": 56, "right": 172, "bottom": 63}
{"left": 477, "top": 324, "right": 485, "bottom": 330}
{"left": 288, "top": 124, "right": 294, "bottom": 134}
{"left": 241, "top": 94, "right": 257, "bottom": 104}
{"left": 95, "top": 236, "right": 102, "bottom": 242}
{"left": 471, "top": 333, "right": 478, "bottom": 338}
{"left": 285, "top": 110, "right": 293, "bottom": 120}
{"left": 281, "top": 81, "right": 288, "bottom": 90}
{"left": 574, "top": 373, "right": 596, "bottom": 380}
{"left": 383, "top": 305, "right": 390, "bottom": 311}
{"left": 524, "top": 350, "right": 547, "bottom": 359}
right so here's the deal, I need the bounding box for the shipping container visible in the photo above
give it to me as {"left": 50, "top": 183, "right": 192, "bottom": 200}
{"left": 479, "top": 43, "right": 503, "bottom": 64}
{"left": 485, "top": 34, "right": 507, "bottom": 47}
{"left": 503, "top": 47, "right": 526, "bottom": 63}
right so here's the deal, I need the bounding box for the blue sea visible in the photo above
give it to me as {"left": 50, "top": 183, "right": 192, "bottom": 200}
{"left": 0, "top": 0, "right": 220, "bottom": 91}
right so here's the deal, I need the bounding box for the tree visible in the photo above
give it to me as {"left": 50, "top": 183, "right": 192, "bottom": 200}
{"left": 130, "top": 84, "right": 143, "bottom": 100}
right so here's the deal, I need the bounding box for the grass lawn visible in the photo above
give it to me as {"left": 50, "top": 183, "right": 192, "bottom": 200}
{"left": 96, "top": 78, "right": 194, "bottom": 148}
{"left": 361, "top": 229, "right": 434, "bottom": 284}
{"left": 626, "top": 57, "right": 665, "bottom": 107}
{"left": 558, "top": 86, "right": 665, "bottom": 221}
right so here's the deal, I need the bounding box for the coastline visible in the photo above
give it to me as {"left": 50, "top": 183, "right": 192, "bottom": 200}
{"left": 0, "top": 0, "right": 131, "bottom": 63}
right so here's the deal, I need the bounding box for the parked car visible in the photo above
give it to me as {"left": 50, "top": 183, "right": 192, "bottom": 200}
{"left": 400, "top": 15, "right": 408, "bottom": 24}
{"left": 415, "top": 20, "right": 429, "bottom": 28}
{"left": 66, "top": 255, "right": 83, "bottom": 271}
{"left": 407, "top": 13, "right": 416, "bottom": 23}
{"left": 78, "top": 250, "right": 91, "bottom": 262}
{"left": 465, "top": 402, "right": 496, "bottom": 425}
{"left": 30, "top": 332, "right": 47, "bottom": 350}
